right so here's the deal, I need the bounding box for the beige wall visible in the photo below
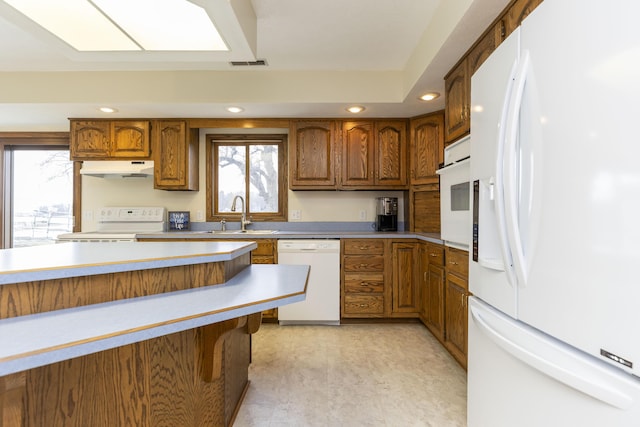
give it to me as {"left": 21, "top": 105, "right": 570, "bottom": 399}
{"left": 80, "top": 128, "right": 405, "bottom": 231}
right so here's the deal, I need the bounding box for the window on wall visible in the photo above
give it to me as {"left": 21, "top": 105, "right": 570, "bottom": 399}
{"left": 206, "top": 134, "right": 287, "bottom": 222}
{"left": 1, "top": 134, "right": 78, "bottom": 248}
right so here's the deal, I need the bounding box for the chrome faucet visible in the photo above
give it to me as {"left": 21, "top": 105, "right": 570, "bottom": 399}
{"left": 231, "top": 195, "right": 251, "bottom": 231}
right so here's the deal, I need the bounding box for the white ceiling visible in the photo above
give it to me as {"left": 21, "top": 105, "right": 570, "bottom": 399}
{"left": 0, "top": 0, "right": 510, "bottom": 131}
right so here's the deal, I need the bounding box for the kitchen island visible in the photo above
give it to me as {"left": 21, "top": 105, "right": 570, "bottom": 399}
{"left": 0, "top": 241, "right": 309, "bottom": 427}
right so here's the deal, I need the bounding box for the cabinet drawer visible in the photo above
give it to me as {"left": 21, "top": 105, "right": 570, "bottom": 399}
{"left": 343, "top": 239, "right": 384, "bottom": 255}
{"left": 446, "top": 247, "right": 469, "bottom": 278}
{"left": 427, "top": 244, "right": 445, "bottom": 266}
{"left": 344, "top": 273, "right": 384, "bottom": 293}
{"left": 344, "top": 295, "right": 384, "bottom": 315}
{"left": 343, "top": 255, "right": 385, "bottom": 272}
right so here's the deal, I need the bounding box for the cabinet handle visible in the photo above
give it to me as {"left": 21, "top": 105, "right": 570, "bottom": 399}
{"left": 430, "top": 253, "right": 437, "bottom": 257}
{"left": 359, "top": 304, "right": 369, "bottom": 308}
{"left": 449, "top": 261, "right": 458, "bottom": 265}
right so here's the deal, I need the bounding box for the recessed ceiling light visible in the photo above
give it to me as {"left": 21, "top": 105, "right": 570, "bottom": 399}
{"left": 99, "top": 107, "right": 118, "bottom": 113}
{"left": 227, "top": 106, "right": 244, "bottom": 113}
{"left": 346, "top": 106, "right": 365, "bottom": 114}
{"left": 419, "top": 92, "right": 440, "bottom": 101}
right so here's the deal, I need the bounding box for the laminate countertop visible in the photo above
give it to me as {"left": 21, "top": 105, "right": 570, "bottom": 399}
{"left": 137, "top": 230, "right": 444, "bottom": 244}
{"left": 0, "top": 240, "right": 257, "bottom": 285}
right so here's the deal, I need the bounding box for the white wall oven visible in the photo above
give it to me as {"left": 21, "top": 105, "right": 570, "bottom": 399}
{"left": 56, "top": 207, "right": 166, "bottom": 242}
{"left": 436, "top": 135, "right": 471, "bottom": 248}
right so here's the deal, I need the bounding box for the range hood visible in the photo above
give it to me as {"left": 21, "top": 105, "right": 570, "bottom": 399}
{"left": 80, "top": 160, "right": 154, "bottom": 178}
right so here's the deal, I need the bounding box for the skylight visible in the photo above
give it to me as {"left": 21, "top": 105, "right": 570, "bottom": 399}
{"left": 3, "top": 0, "right": 228, "bottom": 52}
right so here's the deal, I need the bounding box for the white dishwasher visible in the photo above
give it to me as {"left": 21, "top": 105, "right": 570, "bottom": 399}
{"left": 277, "top": 239, "right": 340, "bottom": 325}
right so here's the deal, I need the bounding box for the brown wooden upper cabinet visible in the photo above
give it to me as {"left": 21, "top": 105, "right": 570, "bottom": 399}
{"left": 444, "top": 60, "right": 469, "bottom": 144}
{"left": 290, "top": 119, "right": 408, "bottom": 190}
{"left": 443, "top": 0, "right": 543, "bottom": 145}
{"left": 70, "top": 120, "right": 151, "bottom": 160}
{"left": 152, "top": 120, "right": 199, "bottom": 191}
{"left": 444, "top": 32, "right": 496, "bottom": 145}
{"left": 289, "top": 120, "right": 337, "bottom": 189}
{"left": 341, "top": 120, "right": 408, "bottom": 189}
{"left": 496, "top": 0, "right": 543, "bottom": 43}
{"left": 410, "top": 112, "right": 444, "bottom": 185}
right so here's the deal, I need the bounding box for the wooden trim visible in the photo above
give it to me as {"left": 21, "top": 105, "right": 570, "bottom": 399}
{"left": 206, "top": 133, "right": 288, "bottom": 222}
{"left": 188, "top": 118, "right": 290, "bottom": 129}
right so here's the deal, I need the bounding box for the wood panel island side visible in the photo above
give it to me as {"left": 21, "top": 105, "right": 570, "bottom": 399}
{"left": 0, "top": 241, "right": 309, "bottom": 427}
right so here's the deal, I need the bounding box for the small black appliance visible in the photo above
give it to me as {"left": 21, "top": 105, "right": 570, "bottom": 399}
{"left": 375, "top": 197, "right": 398, "bottom": 231}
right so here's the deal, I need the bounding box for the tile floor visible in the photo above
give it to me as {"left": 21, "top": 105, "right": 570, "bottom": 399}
{"left": 234, "top": 323, "right": 467, "bottom": 427}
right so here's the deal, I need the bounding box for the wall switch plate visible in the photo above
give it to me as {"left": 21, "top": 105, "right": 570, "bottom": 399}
{"left": 291, "top": 210, "right": 301, "bottom": 220}
{"left": 196, "top": 210, "right": 204, "bottom": 221}
{"left": 359, "top": 210, "right": 367, "bottom": 221}
{"left": 83, "top": 210, "right": 93, "bottom": 221}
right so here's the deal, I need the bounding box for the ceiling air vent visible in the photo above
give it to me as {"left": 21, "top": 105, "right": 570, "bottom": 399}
{"left": 230, "top": 59, "right": 268, "bottom": 66}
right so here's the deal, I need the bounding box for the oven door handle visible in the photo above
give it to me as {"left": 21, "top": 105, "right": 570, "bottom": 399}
{"left": 436, "top": 157, "right": 470, "bottom": 175}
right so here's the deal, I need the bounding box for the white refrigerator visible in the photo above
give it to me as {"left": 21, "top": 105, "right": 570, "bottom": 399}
{"left": 468, "top": 0, "right": 640, "bottom": 425}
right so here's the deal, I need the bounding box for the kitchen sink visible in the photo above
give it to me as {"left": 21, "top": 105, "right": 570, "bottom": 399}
{"left": 208, "top": 230, "right": 277, "bottom": 235}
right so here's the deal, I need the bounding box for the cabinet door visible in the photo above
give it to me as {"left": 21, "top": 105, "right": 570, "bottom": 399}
{"left": 153, "top": 120, "right": 199, "bottom": 190}
{"left": 70, "top": 120, "right": 111, "bottom": 159}
{"left": 110, "top": 121, "right": 150, "bottom": 158}
{"left": 410, "top": 112, "right": 444, "bottom": 185}
{"left": 375, "top": 120, "right": 407, "bottom": 187}
{"left": 391, "top": 241, "right": 420, "bottom": 314}
{"left": 342, "top": 121, "right": 374, "bottom": 187}
{"left": 409, "top": 188, "right": 440, "bottom": 233}
{"left": 497, "top": 0, "right": 543, "bottom": 43}
{"left": 289, "top": 120, "right": 337, "bottom": 189}
{"left": 445, "top": 272, "right": 468, "bottom": 368}
{"left": 444, "top": 59, "right": 470, "bottom": 144}
{"left": 426, "top": 263, "right": 445, "bottom": 341}
{"left": 467, "top": 28, "right": 497, "bottom": 78}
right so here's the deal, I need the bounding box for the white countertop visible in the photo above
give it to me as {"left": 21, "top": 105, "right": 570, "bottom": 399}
{"left": 0, "top": 241, "right": 257, "bottom": 285}
{"left": 0, "top": 264, "right": 309, "bottom": 376}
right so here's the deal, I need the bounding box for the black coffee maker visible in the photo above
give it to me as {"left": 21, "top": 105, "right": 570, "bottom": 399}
{"left": 375, "top": 197, "right": 398, "bottom": 231}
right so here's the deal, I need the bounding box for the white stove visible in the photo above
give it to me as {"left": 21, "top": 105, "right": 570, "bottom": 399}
{"left": 57, "top": 207, "right": 167, "bottom": 242}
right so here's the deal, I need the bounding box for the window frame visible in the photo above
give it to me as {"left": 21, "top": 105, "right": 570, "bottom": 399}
{"left": 0, "top": 132, "right": 81, "bottom": 248}
{"left": 206, "top": 133, "right": 288, "bottom": 223}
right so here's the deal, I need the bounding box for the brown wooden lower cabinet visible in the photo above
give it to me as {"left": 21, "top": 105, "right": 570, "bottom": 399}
{"left": 443, "top": 246, "right": 469, "bottom": 369}
{"left": 341, "top": 238, "right": 422, "bottom": 320}
{"left": 420, "top": 242, "right": 446, "bottom": 342}
{"left": 444, "top": 269, "right": 468, "bottom": 368}
{"left": 418, "top": 243, "right": 469, "bottom": 369}
{"left": 391, "top": 240, "right": 421, "bottom": 316}
{"left": 341, "top": 239, "right": 387, "bottom": 318}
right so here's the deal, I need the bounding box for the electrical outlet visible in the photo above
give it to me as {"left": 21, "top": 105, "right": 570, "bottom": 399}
{"left": 359, "top": 210, "right": 367, "bottom": 221}
{"left": 196, "top": 210, "right": 204, "bottom": 221}
{"left": 290, "top": 210, "right": 301, "bottom": 220}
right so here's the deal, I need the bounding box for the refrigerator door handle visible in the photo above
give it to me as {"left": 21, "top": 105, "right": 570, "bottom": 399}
{"left": 470, "top": 298, "right": 638, "bottom": 410}
{"left": 494, "top": 58, "right": 520, "bottom": 287}
{"left": 503, "top": 50, "right": 531, "bottom": 288}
